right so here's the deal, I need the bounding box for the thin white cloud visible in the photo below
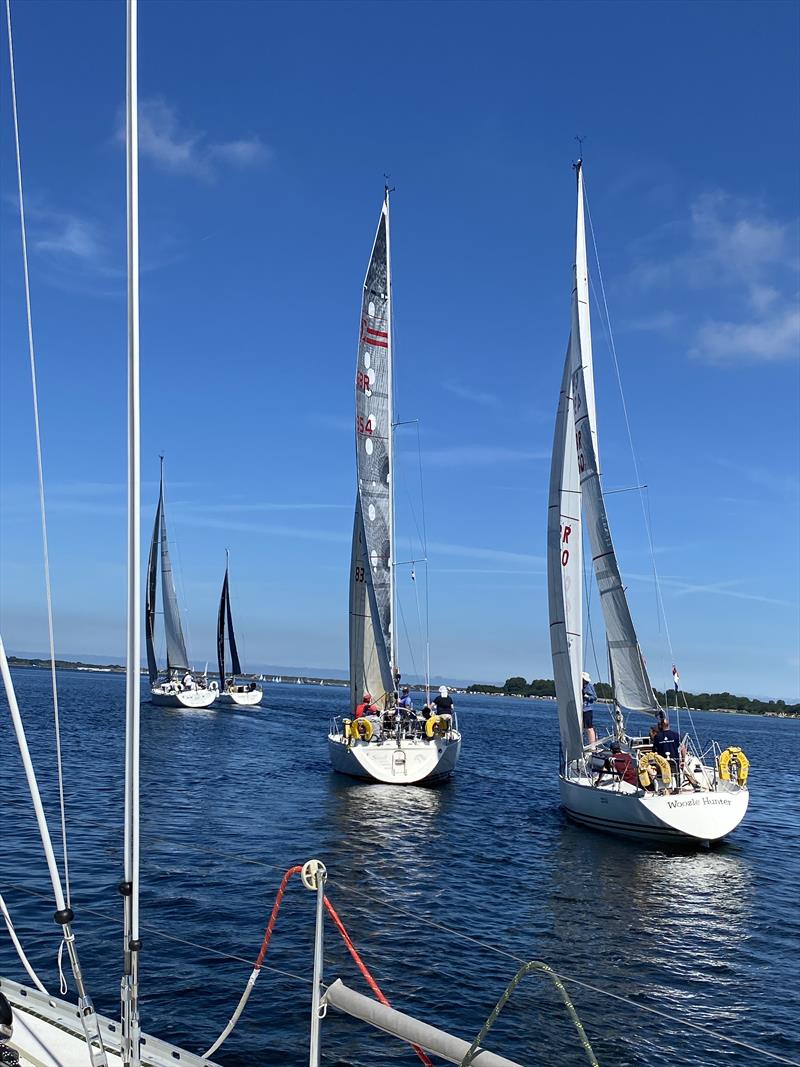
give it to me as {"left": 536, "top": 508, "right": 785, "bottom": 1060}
{"left": 630, "top": 190, "right": 799, "bottom": 364}
{"left": 442, "top": 381, "right": 500, "bottom": 408}
{"left": 625, "top": 570, "right": 794, "bottom": 608}
{"left": 424, "top": 446, "right": 547, "bottom": 468}
{"left": 129, "top": 98, "right": 271, "bottom": 180}
{"left": 429, "top": 541, "right": 544, "bottom": 567}
{"left": 690, "top": 306, "right": 799, "bottom": 363}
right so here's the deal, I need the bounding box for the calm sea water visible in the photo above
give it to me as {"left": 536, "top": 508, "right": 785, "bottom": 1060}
{"left": 2, "top": 669, "right": 799, "bottom": 1066}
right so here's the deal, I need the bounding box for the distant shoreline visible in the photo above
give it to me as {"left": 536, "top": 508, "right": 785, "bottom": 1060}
{"left": 7, "top": 657, "right": 798, "bottom": 717}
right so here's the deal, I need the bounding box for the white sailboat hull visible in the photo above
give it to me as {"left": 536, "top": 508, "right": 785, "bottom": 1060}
{"left": 150, "top": 686, "right": 217, "bottom": 709}
{"left": 559, "top": 775, "right": 749, "bottom": 844}
{"left": 1, "top": 978, "right": 219, "bottom": 1067}
{"left": 328, "top": 731, "right": 461, "bottom": 784}
{"left": 216, "top": 685, "right": 264, "bottom": 706}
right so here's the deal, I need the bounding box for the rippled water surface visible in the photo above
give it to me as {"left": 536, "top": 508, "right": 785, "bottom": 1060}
{"left": 2, "top": 669, "right": 799, "bottom": 1066}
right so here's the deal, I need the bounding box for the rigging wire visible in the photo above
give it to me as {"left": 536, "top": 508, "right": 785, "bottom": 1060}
{"left": 5, "top": 0, "right": 71, "bottom": 908}
{"left": 582, "top": 178, "right": 703, "bottom": 746}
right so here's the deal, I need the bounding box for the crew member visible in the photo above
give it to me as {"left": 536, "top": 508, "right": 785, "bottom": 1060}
{"left": 581, "top": 672, "right": 597, "bottom": 746}
{"left": 355, "top": 692, "right": 379, "bottom": 718}
{"left": 654, "top": 716, "right": 684, "bottom": 787}
{"left": 433, "top": 686, "right": 454, "bottom": 715}
{"left": 398, "top": 685, "right": 413, "bottom": 710}
{"left": 596, "top": 739, "right": 638, "bottom": 786}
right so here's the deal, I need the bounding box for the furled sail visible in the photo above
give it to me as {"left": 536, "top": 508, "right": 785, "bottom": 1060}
{"left": 217, "top": 561, "right": 242, "bottom": 686}
{"left": 547, "top": 349, "right": 585, "bottom": 761}
{"left": 157, "top": 476, "right": 190, "bottom": 676}
{"left": 349, "top": 195, "right": 394, "bottom": 710}
{"left": 568, "top": 243, "right": 660, "bottom": 714}
{"left": 145, "top": 494, "right": 161, "bottom": 686}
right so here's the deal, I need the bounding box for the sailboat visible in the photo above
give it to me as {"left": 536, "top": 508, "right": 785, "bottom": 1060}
{"left": 214, "top": 551, "right": 263, "bottom": 706}
{"left": 546, "top": 159, "right": 749, "bottom": 844}
{"left": 327, "top": 191, "right": 462, "bottom": 784}
{"left": 146, "top": 461, "right": 215, "bottom": 709}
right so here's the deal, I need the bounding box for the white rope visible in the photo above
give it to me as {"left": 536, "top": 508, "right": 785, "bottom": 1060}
{"left": 5, "top": 0, "right": 71, "bottom": 907}
{"left": 0, "top": 891, "right": 48, "bottom": 993}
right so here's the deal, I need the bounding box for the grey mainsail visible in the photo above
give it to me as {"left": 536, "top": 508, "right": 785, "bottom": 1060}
{"left": 217, "top": 561, "right": 242, "bottom": 687}
{"left": 547, "top": 348, "right": 585, "bottom": 761}
{"left": 146, "top": 467, "right": 190, "bottom": 679}
{"left": 145, "top": 494, "right": 161, "bottom": 686}
{"left": 348, "top": 194, "right": 394, "bottom": 709}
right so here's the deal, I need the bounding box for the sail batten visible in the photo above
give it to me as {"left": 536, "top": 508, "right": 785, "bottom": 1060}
{"left": 349, "top": 196, "right": 394, "bottom": 710}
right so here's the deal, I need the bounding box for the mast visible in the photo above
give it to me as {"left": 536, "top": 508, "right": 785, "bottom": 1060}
{"left": 385, "top": 184, "right": 396, "bottom": 685}
{"left": 121, "top": 0, "right": 142, "bottom": 1062}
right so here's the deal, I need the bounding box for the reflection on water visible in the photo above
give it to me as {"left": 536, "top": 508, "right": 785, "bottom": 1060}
{"left": 3, "top": 674, "right": 799, "bottom": 1066}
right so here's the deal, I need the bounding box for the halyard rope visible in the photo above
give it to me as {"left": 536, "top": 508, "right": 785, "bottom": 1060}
{"left": 5, "top": 0, "right": 72, "bottom": 912}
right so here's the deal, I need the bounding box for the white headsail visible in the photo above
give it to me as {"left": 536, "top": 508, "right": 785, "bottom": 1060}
{"left": 574, "top": 162, "right": 599, "bottom": 472}
{"left": 348, "top": 194, "right": 394, "bottom": 710}
{"left": 547, "top": 347, "right": 585, "bottom": 761}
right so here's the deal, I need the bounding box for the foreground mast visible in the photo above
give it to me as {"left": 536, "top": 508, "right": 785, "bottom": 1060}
{"left": 121, "top": 0, "right": 142, "bottom": 1061}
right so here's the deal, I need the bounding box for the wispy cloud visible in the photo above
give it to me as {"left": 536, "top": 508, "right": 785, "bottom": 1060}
{"left": 442, "top": 380, "right": 500, "bottom": 408}
{"left": 429, "top": 541, "right": 544, "bottom": 567}
{"left": 630, "top": 191, "right": 799, "bottom": 363}
{"left": 424, "top": 446, "right": 547, "bottom": 468}
{"left": 625, "top": 570, "right": 794, "bottom": 608}
{"left": 125, "top": 98, "right": 272, "bottom": 180}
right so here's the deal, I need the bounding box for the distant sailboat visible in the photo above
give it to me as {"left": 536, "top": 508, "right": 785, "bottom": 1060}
{"left": 327, "top": 189, "right": 461, "bottom": 784}
{"left": 146, "top": 461, "right": 215, "bottom": 709}
{"left": 547, "top": 160, "right": 749, "bottom": 843}
{"left": 215, "top": 551, "right": 263, "bottom": 706}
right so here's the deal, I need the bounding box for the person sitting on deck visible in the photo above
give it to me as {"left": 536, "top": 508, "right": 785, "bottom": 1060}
{"left": 398, "top": 685, "right": 413, "bottom": 710}
{"left": 581, "top": 672, "right": 597, "bottom": 747}
{"left": 182, "top": 670, "right": 195, "bottom": 690}
{"left": 354, "top": 692, "right": 379, "bottom": 718}
{"left": 433, "top": 686, "right": 454, "bottom": 715}
{"left": 596, "top": 740, "right": 638, "bottom": 787}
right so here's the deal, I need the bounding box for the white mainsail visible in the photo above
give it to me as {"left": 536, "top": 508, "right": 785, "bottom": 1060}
{"left": 348, "top": 195, "right": 394, "bottom": 709}
{"left": 547, "top": 349, "right": 585, "bottom": 761}
{"left": 567, "top": 162, "right": 660, "bottom": 716}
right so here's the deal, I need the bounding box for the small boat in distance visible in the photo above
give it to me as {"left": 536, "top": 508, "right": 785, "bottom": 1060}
{"left": 327, "top": 189, "right": 461, "bottom": 784}
{"left": 215, "top": 551, "right": 263, "bottom": 706}
{"left": 146, "top": 460, "right": 215, "bottom": 709}
{"left": 546, "top": 159, "right": 748, "bottom": 844}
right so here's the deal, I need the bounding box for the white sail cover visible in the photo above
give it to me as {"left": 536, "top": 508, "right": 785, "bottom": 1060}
{"left": 547, "top": 349, "right": 585, "bottom": 761}
{"left": 348, "top": 197, "right": 394, "bottom": 709}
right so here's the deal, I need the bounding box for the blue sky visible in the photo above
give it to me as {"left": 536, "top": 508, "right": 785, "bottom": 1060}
{"left": 1, "top": 0, "right": 798, "bottom": 699}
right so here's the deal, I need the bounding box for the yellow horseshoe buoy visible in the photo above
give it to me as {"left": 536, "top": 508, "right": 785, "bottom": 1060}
{"left": 638, "top": 751, "right": 672, "bottom": 788}
{"left": 718, "top": 746, "right": 749, "bottom": 786}
{"left": 352, "top": 717, "right": 374, "bottom": 742}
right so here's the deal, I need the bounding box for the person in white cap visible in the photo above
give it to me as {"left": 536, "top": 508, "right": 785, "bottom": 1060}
{"left": 581, "top": 672, "right": 597, "bottom": 746}
{"left": 433, "top": 685, "right": 454, "bottom": 716}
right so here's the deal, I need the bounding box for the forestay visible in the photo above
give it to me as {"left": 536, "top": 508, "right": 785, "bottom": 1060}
{"left": 547, "top": 348, "right": 585, "bottom": 762}
{"left": 349, "top": 196, "right": 394, "bottom": 711}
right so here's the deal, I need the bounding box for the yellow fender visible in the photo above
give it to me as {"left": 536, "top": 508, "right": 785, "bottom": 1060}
{"left": 425, "top": 714, "right": 451, "bottom": 739}
{"left": 352, "top": 717, "right": 374, "bottom": 742}
{"left": 342, "top": 718, "right": 352, "bottom": 742}
{"left": 718, "top": 746, "right": 749, "bottom": 786}
{"left": 638, "top": 751, "right": 672, "bottom": 788}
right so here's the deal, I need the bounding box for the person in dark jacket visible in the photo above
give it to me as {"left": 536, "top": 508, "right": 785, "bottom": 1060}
{"left": 654, "top": 717, "right": 684, "bottom": 788}
{"left": 581, "top": 672, "right": 597, "bottom": 746}
{"left": 432, "top": 686, "right": 454, "bottom": 715}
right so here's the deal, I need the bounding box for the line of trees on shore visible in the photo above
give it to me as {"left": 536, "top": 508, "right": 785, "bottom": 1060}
{"left": 466, "top": 677, "right": 800, "bottom": 716}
